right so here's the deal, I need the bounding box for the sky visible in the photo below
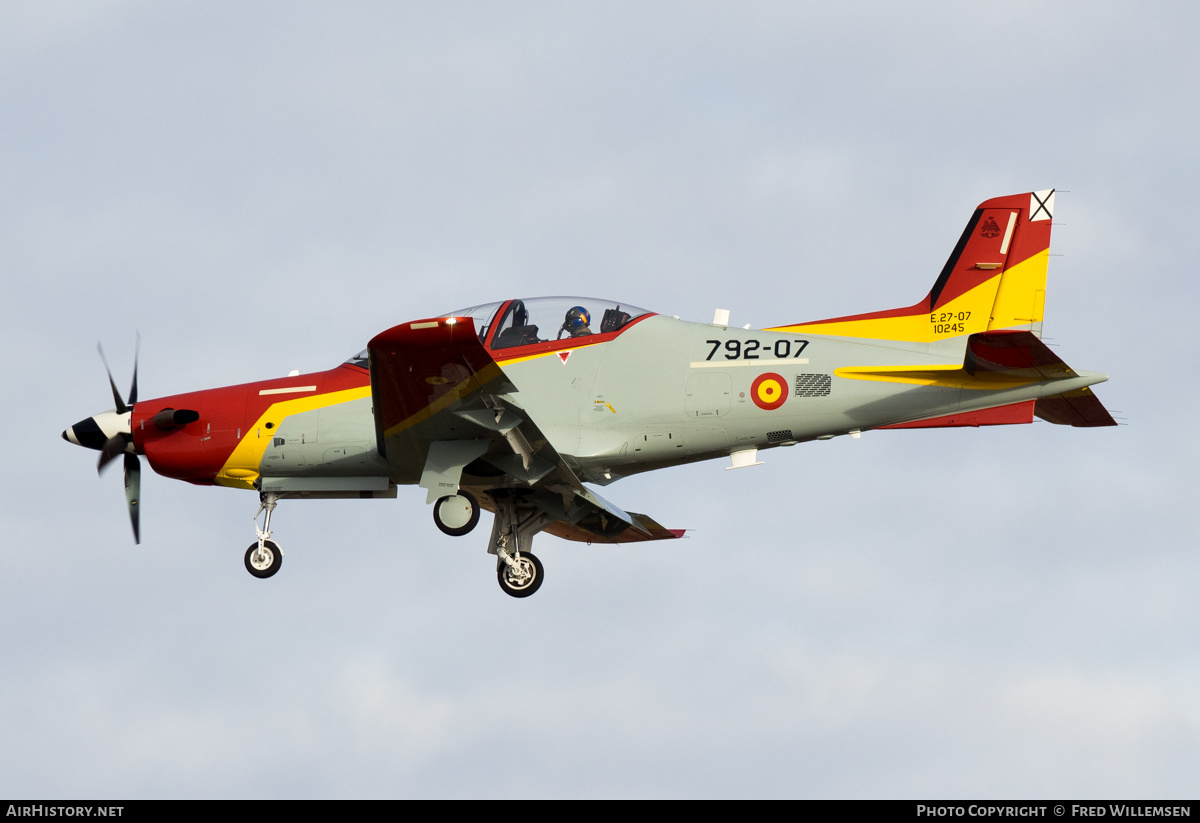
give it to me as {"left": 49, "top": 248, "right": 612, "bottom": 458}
{"left": 2, "top": 0, "right": 1198, "bottom": 799}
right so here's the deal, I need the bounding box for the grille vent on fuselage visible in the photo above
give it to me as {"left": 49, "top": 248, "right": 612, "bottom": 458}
{"left": 795, "top": 374, "right": 831, "bottom": 397}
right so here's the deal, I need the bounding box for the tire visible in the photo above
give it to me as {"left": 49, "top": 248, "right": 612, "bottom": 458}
{"left": 245, "top": 540, "right": 283, "bottom": 579}
{"left": 497, "top": 551, "right": 543, "bottom": 598}
{"left": 433, "top": 492, "right": 480, "bottom": 537}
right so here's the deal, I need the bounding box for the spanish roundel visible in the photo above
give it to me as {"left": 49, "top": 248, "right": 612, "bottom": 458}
{"left": 751, "top": 372, "right": 787, "bottom": 411}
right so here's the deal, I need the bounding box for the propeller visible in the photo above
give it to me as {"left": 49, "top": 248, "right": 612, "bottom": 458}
{"left": 64, "top": 338, "right": 199, "bottom": 545}
{"left": 95, "top": 339, "right": 137, "bottom": 475}
{"left": 123, "top": 452, "right": 140, "bottom": 544}
{"left": 97, "top": 339, "right": 136, "bottom": 414}
{"left": 83, "top": 339, "right": 141, "bottom": 543}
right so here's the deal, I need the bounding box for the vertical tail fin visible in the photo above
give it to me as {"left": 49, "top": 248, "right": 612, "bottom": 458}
{"left": 985, "top": 189, "right": 1054, "bottom": 337}
{"left": 771, "top": 190, "right": 1055, "bottom": 342}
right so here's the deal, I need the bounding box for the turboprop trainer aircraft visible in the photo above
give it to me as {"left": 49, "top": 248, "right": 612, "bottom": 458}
{"left": 64, "top": 189, "right": 1114, "bottom": 597}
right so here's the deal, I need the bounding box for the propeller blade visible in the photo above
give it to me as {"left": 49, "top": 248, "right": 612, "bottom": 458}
{"left": 97, "top": 434, "right": 127, "bottom": 474}
{"left": 128, "top": 334, "right": 139, "bottom": 408}
{"left": 124, "top": 452, "right": 140, "bottom": 544}
{"left": 97, "top": 343, "right": 129, "bottom": 414}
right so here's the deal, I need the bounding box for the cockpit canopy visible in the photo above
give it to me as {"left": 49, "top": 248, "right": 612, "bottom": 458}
{"left": 450, "top": 296, "right": 652, "bottom": 350}
{"left": 344, "top": 349, "right": 369, "bottom": 368}
{"left": 344, "top": 296, "right": 653, "bottom": 366}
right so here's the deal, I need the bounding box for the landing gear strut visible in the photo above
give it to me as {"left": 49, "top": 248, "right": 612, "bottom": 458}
{"left": 245, "top": 492, "right": 283, "bottom": 579}
{"left": 488, "top": 491, "right": 552, "bottom": 598}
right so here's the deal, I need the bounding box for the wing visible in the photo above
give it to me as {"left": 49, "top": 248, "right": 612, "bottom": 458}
{"left": 367, "top": 316, "right": 683, "bottom": 544}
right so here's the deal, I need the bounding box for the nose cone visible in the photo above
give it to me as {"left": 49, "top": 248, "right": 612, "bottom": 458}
{"left": 62, "top": 409, "right": 132, "bottom": 451}
{"left": 63, "top": 416, "right": 108, "bottom": 450}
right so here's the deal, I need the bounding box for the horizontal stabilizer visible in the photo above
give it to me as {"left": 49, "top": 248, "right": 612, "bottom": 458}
{"left": 837, "top": 330, "right": 1103, "bottom": 392}
{"left": 859, "top": 329, "right": 1115, "bottom": 429}
{"left": 1035, "top": 387, "right": 1118, "bottom": 427}
{"left": 970, "top": 330, "right": 1116, "bottom": 426}
{"left": 966, "top": 329, "right": 1075, "bottom": 380}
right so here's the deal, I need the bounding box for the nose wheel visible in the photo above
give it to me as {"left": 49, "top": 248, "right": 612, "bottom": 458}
{"left": 245, "top": 540, "right": 283, "bottom": 578}
{"left": 245, "top": 492, "right": 283, "bottom": 579}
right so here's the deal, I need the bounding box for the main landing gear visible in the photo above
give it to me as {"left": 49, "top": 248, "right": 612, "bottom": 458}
{"left": 432, "top": 491, "right": 481, "bottom": 536}
{"left": 497, "top": 550, "right": 543, "bottom": 598}
{"left": 435, "top": 490, "right": 544, "bottom": 597}
{"left": 485, "top": 491, "right": 552, "bottom": 599}
{"left": 245, "top": 492, "right": 283, "bottom": 579}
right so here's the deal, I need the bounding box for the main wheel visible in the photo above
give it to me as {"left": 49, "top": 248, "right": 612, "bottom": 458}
{"left": 497, "top": 551, "right": 543, "bottom": 598}
{"left": 433, "top": 492, "right": 480, "bottom": 537}
{"left": 244, "top": 540, "right": 283, "bottom": 579}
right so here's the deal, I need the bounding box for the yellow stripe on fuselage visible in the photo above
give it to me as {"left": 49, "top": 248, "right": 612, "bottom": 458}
{"left": 494, "top": 340, "right": 603, "bottom": 368}
{"left": 834, "top": 365, "right": 1037, "bottom": 390}
{"left": 215, "top": 386, "right": 372, "bottom": 490}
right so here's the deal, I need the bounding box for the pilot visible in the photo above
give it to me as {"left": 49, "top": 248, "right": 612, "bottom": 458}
{"left": 560, "top": 306, "right": 593, "bottom": 338}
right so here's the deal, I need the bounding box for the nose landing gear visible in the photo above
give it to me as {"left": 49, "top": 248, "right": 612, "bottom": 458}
{"left": 245, "top": 492, "right": 283, "bottom": 579}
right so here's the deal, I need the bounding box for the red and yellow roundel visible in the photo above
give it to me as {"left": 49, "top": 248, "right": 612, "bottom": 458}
{"left": 751, "top": 372, "right": 788, "bottom": 411}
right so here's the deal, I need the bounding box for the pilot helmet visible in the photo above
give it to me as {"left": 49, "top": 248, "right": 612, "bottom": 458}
{"left": 565, "top": 306, "right": 590, "bottom": 331}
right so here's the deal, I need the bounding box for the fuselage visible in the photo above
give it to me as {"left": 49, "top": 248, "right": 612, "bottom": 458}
{"left": 92, "top": 306, "right": 1102, "bottom": 495}
{"left": 132, "top": 362, "right": 377, "bottom": 490}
